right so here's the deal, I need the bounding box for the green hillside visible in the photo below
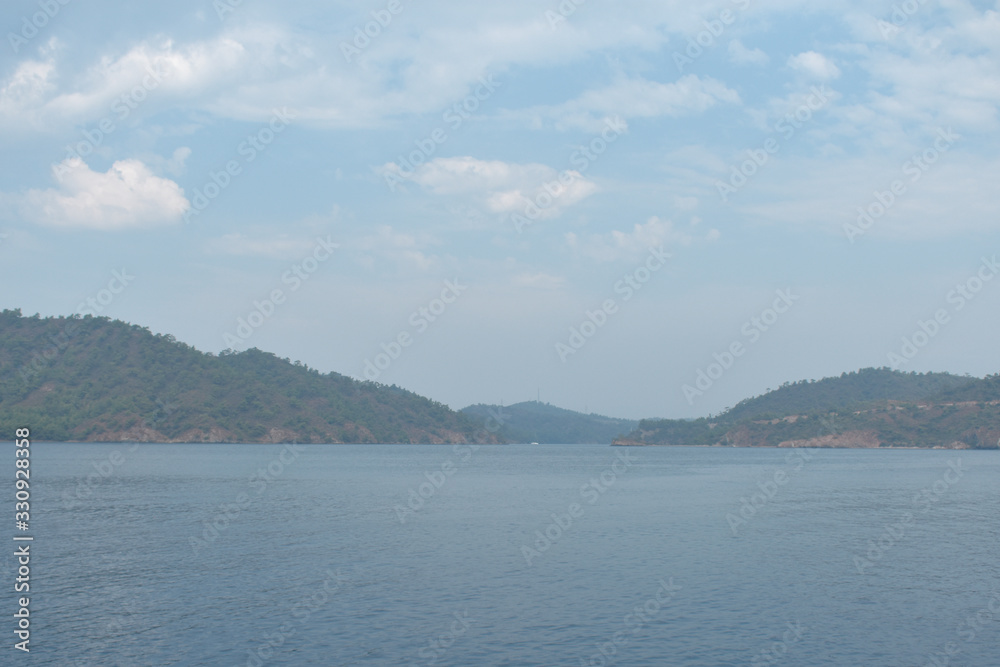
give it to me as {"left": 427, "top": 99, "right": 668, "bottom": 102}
{"left": 930, "top": 373, "right": 1000, "bottom": 403}
{"left": 461, "top": 401, "right": 637, "bottom": 444}
{"left": 722, "top": 368, "right": 973, "bottom": 422}
{"left": 617, "top": 368, "right": 999, "bottom": 449}
{"left": 4, "top": 309, "right": 996, "bottom": 449}
{"left": 0, "top": 309, "right": 498, "bottom": 444}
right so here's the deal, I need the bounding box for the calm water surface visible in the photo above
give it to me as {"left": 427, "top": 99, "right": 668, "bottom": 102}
{"left": 4, "top": 443, "right": 999, "bottom": 666}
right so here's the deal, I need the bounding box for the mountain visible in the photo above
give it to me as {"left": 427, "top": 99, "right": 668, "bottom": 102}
{"left": 930, "top": 373, "right": 1000, "bottom": 403}
{"left": 615, "top": 368, "right": 1000, "bottom": 449}
{"left": 4, "top": 310, "right": 997, "bottom": 449}
{"left": 461, "top": 401, "right": 637, "bottom": 444}
{"left": 0, "top": 309, "right": 498, "bottom": 444}
{"left": 721, "top": 367, "right": 973, "bottom": 421}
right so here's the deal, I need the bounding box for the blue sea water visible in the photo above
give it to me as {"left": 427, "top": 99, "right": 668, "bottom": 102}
{"left": 4, "top": 443, "right": 999, "bottom": 666}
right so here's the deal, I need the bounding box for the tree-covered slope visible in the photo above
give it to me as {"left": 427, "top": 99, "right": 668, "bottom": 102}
{"left": 721, "top": 368, "right": 974, "bottom": 422}
{"left": 0, "top": 309, "right": 497, "bottom": 444}
{"left": 929, "top": 372, "right": 1000, "bottom": 403}
{"left": 461, "top": 401, "right": 637, "bottom": 444}
{"left": 618, "top": 368, "right": 998, "bottom": 449}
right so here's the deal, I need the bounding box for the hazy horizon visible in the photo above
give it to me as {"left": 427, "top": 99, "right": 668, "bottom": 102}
{"left": 3, "top": 0, "right": 999, "bottom": 421}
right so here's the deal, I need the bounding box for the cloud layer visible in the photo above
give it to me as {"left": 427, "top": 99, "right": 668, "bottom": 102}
{"left": 19, "top": 158, "right": 189, "bottom": 230}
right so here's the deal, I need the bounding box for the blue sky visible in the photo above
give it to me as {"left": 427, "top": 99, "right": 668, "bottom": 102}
{"left": 2, "top": 0, "right": 999, "bottom": 419}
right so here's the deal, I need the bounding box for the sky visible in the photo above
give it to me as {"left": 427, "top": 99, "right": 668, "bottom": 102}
{"left": 1, "top": 0, "right": 999, "bottom": 420}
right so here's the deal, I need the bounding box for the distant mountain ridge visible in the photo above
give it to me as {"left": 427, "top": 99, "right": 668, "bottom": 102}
{"left": 461, "top": 401, "right": 637, "bottom": 444}
{"left": 615, "top": 368, "right": 1000, "bottom": 449}
{"left": 721, "top": 368, "right": 973, "bottom": 420}
{"left": 2, "top": 310, "right": 997, "bottom": 448}
{"left": 0, "top": 309, "right": 498, "bottom": 444}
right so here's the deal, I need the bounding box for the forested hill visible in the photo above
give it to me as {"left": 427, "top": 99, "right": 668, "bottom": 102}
{"left": 461, "top": 401, "right": 637, "bottom": 444}
{"left": 0, "top": 309, "right": 498, "bottom": 444}
{"left": 930, "top": 373, "right": 1000, "bottom": 403}
{"left": 722, "top": 368, "right": 973, "bottom": 422}
{"left": 4, "top": 309, "right": 996, "bottom": 448}
{"left": 615, "top": 368, "right": 1000, "bottom": 449}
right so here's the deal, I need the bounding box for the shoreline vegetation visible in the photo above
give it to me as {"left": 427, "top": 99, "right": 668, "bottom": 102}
{"left": 1, "top": 309, "right": 498, "bottom": 445}
{"left": 611, "top": 440, "right": 988, "bottom": 450}
{"left": 2, "top": 309, "right": 998, "bottom": 448}
{"left": 612, "top": 370, "right": 1000, "bottom": 449}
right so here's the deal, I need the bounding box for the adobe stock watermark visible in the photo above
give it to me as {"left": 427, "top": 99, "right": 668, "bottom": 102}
{"left": 716, "top": 86, "right": 831, "bottom": 203}
{"left": 919, "top": 590, "right": 1000, "bottom": 667}
{"left": 214, "top": 0, "right": 243, "bottom": 21}
{"left": 18, "top": 268, "right": 134, "bottom": 383}
{"left": 77, "top": 268, "right": 135, "bottom": 316}
{"left": 61, "top": 399, "right": 177, "bottom": 511}
{"left": 223, "top": 236, "right": 338, "bottom": 349}
{"left": 189, "top": 443, "right": 306, "bottom": 554}
{"left": 18, "top": 318, "right": 80, "bottom": 383}
{"left": 392, "top": 407, "right": 506, "bottom": 524}
{"left": 382, "top": 76, "right": 502, "bottom": 192}
{"left": 683, "top": 288, "right": 799, "bottom": 405}
{"left": 725, "top": 447, "right": 818, "bottom": 536}
{"left": 845, "top": 127, "right": 960, "bottom": 242}
{"left": 511, "top": 116, "right": 627, "bottom": 233}
{"left": 91, "top": 594, "right": 147, "bottom": 645}
{"left": 556, "top": 246, "right": 671, "bottom": 363}
{"left": 750, "top": 621, "right": 806, "bottom": 667}
{"left": 62, "top": 447, "right": 135, "bottom": 511}
{"left": 520, "top": 449, "right": 637, "bottom": 566}
{"left": 184, "top": 108, "right": 297, "bottom": 222}
{"left": 340, "top": 0, "right": 412, "bottom": 62}
{"left": 243, "top": 566, "right": 349, "bottom": 667}
{"left": 545, "top": 0, "right": 587, "bottom": 30}
{"left": 876, "top": 0, "right": 930, "bottom": 40}
{"left": 673, "top": 0, "right": 752, "bottom": 72}
{"left": 853, "top": 459, "right": 965, "bottom": 574}
{"left": 363, "top": 278, "right": 467, "bottom": 381}
{"left": 887, "top": 255, "right": 997, "bottom": 369}
{"left": 577, "top": 578, "right": 682, "bottom": 667}
{"left": 55, "top": 65, "right": 166, "bottom": 171}
{"left": 8, "top": 0, "right": 71, "bottom": 54}
{"left": 417, "top": 611, "right": 474, "bottom": 666}
{"left": 724, "top": 414, "right": 837, "bottom": 534}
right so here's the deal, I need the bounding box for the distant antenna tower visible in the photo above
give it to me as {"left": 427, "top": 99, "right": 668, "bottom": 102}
{"left": 537, "top": 387, "right": 540, "bottom": 403}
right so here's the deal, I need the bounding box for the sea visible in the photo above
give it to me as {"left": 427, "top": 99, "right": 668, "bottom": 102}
{"left": 4, "top": 443, "right": 999, "bottom": 666}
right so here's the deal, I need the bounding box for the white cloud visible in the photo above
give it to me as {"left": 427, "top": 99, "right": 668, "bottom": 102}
{"left": 17, "top": 158, "right": 189, "bottom": 230}
{"left": 734, "top": 150, "right": 1000, "bottom": 240}
{"left": 512, "top": 272, "right": 566, "bottom": 290}
{"left": 788, "top": 51, "right": 841, "bottom": 80}
{"left": 165, "top": 147, "right": 191, "bottom": 175}
{"left": 0, "top": 59, "right": 57, "bottom": 130}
{"left": 0, "top": 7, "right": 742, "bottom": 133}
{"left": 140, "top": 146, "right": 191, "bottom": 177}
{"left": 674, "top": 196, "right": 699, "bottom": 211}
{"left": 524, "top": 75, "right": 740, "bottom": 131}
{"left": 0, "top": 36, "right": 250, "bottom": 131}
{"left": 387, "top": 156, "right": 598, "bottom": 220}
{"left": 819, "top": 7, "right": 1000, "bottom": 145}
{"left": 565, "top": 215, "right": 718, "bottom": 262}
{"left": 861, "top": 48, "right": 1000, "bottom": 133}
{"left": 204, "top": 233, "right": 318, "bottom": 259}
{"left": 355, "top": 225, "right": 438, "bottom": 272}
{"left": 397, "top": 157, "right": 535, "bottom": 196}
{"left": 729, "top": 40, "right": 769, "bottom": 66}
